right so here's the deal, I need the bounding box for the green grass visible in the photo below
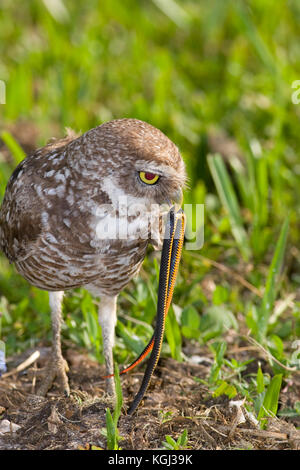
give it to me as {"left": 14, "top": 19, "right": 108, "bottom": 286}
{"left": 1, "top": 0, "right": 300, "bottom": 426}
{"left": 102, "top": 364, "right": 123, "bottom": 450}
{"left": 162, "top": 429, "right": 189, "bottom": 450}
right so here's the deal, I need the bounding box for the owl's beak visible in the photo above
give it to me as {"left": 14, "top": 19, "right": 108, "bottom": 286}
{"left": 173, "top": 188, "right": 183, "bottom": 210}
{"left": 161, "top": 189, "right": 183, "bottom": 214}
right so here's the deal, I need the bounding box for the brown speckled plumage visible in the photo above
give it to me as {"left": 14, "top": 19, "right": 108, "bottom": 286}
{"left": 0, "top": 118, "right": 186, "bottom": 396}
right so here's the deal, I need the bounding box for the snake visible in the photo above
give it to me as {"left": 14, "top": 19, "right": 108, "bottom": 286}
{"left": 103, "top": 206, "right": 185, "bottom": 415}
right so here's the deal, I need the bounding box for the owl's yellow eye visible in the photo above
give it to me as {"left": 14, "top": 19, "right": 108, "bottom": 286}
{"left": 139, "top": 171, "right": 159, "bottom": 185}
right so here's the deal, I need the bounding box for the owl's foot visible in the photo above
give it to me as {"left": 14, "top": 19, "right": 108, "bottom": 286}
{"left": 37, "top": 355, "right": 70, "bottom": 397}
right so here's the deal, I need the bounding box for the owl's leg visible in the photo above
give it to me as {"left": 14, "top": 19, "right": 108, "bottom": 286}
{"left": 98, "top": 294, "right": 118, "bottom": 396}
{"left": 38, "top": 291, "right": 70, "bottom": 396}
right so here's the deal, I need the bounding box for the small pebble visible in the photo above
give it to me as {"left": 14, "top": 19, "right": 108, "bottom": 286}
{"left": 0, "top": 419, "right": 21, "bottom": 434}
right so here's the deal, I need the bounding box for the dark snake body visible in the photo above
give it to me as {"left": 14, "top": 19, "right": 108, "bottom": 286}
{"left": 127, "top": 207, "right": 185, "bottom": 415}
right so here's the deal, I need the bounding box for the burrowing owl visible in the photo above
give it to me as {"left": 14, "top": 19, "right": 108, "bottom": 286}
{"left": 0, "top": 119, "right": 186, "bottom": 397}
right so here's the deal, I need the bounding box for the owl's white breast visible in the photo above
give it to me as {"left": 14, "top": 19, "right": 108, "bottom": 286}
{"left": 90, "top": 177, "right": 158, "bottom": 246}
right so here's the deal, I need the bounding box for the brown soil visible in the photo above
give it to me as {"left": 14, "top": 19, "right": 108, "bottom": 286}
{"left": 0, "top": 347, "right": 299, "bottom": 450}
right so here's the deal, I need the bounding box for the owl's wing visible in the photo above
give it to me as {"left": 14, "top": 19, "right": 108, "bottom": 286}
{"left": 0, "top": 132, "right": 83, "bottom": 264}
{"left": 0, "top": 163, "right": 43, "bottom": 263}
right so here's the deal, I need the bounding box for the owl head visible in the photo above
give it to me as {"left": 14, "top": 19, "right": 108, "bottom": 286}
{"left": 68, "top": 118, "right": 186, "bottom": 210}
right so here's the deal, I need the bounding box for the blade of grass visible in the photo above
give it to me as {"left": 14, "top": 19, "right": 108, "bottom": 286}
{"left": 233, "top": 2, "right": 278, "bottom": 77}
{"left": 257, "top": 217, "right": 289, "bottom": 341}
{"left": 116, "top": 321, "right": 145, "bottom": 354}
{"left": 256, "top": 365, "right": 265, "bottom": 394}
{"left": 152, "top": 0, "right": 190, "bottom": 29}
{"left": 1, "top": 131, "right": 26, "bottom": 165}
{"left": 113, "top": 363, "right": 123, "bottom": 428}
{"left": 258, "top": 374, "right": 282, "bottom": 423}
{"left": 165, "top": 306, "right": 182, "bottom": 361}
{"left": 0, "top": 161, "right": 13, "bottom": 199}
{"left": 105, "top": 408, "right": 117, "bottom": 450}
{"left": 104, "top": 364, "right": 123, "bottom": 450}
{"left": 208, "top": 153, "right": 251, "bottom": 261}
{"left": 229, "top": 156, "right": 252, "bottom": 212}
{"left": 178, "top": 428, "right": 188, "bottom": 447}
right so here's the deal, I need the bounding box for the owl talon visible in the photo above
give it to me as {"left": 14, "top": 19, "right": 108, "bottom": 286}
{"left": 37, "top": 356, "right": 70, "bottom": 397}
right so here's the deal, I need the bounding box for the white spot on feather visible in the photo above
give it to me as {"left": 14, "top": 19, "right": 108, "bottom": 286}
{"left": 44, "top": 170, "right": 55, "bottom": 178}
{"left": 63, "top": 218, "right": 71, "bottom": 228}
{"left": 54, "top": 172, "right": 66, "bottom": 183}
